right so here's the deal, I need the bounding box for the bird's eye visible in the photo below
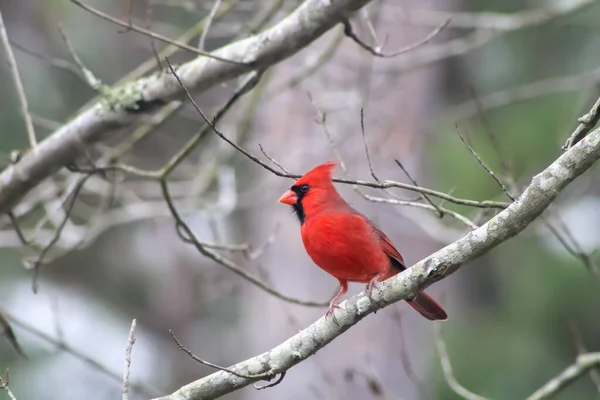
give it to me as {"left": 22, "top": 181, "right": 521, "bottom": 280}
{"left": 300, "top": 184, "right": 310, "bottom": 193}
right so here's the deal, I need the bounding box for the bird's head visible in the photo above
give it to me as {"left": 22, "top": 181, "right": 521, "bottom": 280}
{"left": 278, "top": 161, "right": 339, "bottom": 224}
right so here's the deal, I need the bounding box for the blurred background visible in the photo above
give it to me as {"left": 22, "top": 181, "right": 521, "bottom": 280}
{"left": 1, "top": 0, "right": 600, "bottom": 399}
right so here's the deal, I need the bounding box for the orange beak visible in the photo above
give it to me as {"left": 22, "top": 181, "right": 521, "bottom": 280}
{"left": 278, "top": 190, "right": 297, "bottom": 205}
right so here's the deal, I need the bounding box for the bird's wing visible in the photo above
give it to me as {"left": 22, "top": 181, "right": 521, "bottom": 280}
{"left": 361, "top": 215, "right": 406, "bottom": 270}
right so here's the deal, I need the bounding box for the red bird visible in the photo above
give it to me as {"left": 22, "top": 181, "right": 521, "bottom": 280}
{"left": 279, "top": 161, "right": 447, "bottom": 322}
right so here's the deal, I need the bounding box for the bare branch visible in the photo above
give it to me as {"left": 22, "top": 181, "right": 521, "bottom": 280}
{"left": 394, "top": 159, "right": 445, "bottom": 218}
{"left": 526, "top": 353, "right": 600, "bottom": 400}
{"left": 169, "top": 330, "right": 281, "bottom": 383}
{"left": 564, "top": 95, "right": 600, "bottom": 150}
{"left": 359, "top": 107, "right": 379, "bottom": 181}
{"left": 4, "top": 311, "right": 158, "bottom": 396}
{"left": 0, "top": 10, "right": 37, "bottom": 147}
{"left": 434, "top": 324, "right": 490, "bottom": 400}
{"left": 342, "top": 17, "right": 450, "bottom": 58}
{"left": 161, "top": 177, "right": 329, "bottom": 307}
{"left": 57, "top": 24, "right": 103, "bottom": 90}
{"left": 29, "top": 172, "right": 97, "bottom": 293}
{"left": 455, "top": 124, "right": 515, "bottom": 200}
{"left": 152, "top": 119, "right": 600, "bottom": 400}
{"left": 8, "top": 39, "right": 86, "bottom": 81}
{"left": 407, "top": 0, "right": 597, "bottom": 31}
{"left": 258, "top": 144, "right": 290, "bottom": 174}
{"left": 569, "top": 323, "right": 600, "bottom": 392}
{"left": 0, "top": 370, "right": 17, "bottom": 400}
{"left": 0, "top": 0, "right": 379, "bottom": 214}
{"left": 122, "top": 319, "right": 137, "bottom": 400}
{"left": 451, "top": 69, "right": 600, "bottom": 121}
{"left": 198, "top": 0, "right": 222, "bottom": 50}
{"left": 119, "top": 0, "right": 133, "bottom": 32}
{"left": 0, "top": 309, "right": 26, "bottom": 358}
{"left": 70, "top": 0, "right": 248, "bottom": 66}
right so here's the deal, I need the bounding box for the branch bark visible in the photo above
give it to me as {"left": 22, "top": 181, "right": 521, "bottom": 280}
{"left": 0, "top": 0, "right": 373, "bottom": 214}
{"left": 152, "top": 127, "right": 600, "bottom": 400}
{"left": 526, "top": 353, "right": 600, "bottom": 400}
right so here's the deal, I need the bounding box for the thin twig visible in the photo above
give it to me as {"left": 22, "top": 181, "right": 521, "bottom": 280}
{"left": 71, "top": 0, "right": 250, "bottom": 66}
{"left": 563, "top": 93, "right": 600, "bottom": 149}
{"left": 30, "top": 172, "right": 97, "bottom": 293}
{"left": 451, "top": 69, "right": 600, "bottom": 121}
{"left": 162, "top": 64, "right": 509, "bottom": 208}
{"left": 394, "top": 159, "right": 445, "bottom": 218}
{"left": 342, "top": 17, "right": 450, "bottom": 58}
{"left": 469, "top": 86, "right": 514, "bottom": 178}
{"left": 155, "top": 59, "right": 330, "bottom": 307}
{"left": 465, "top": 98, "right": 599, "bottom": 277}
{"left": 0, "top": 10, "right": 37, "bottom": 147}
{"left": 526, "top": 353, "right": 600, "bottom": 400}
{"left": 161, "top": 179, "right": 329, "bottom": 307}
{"left": 8, "top": 39, "right": 85, "bottom": 81}
{"left": 145, "top": 3, "right": 162, "bottom": 69}
{"left": 169, "top": 330, "right": 281, "bottom": 382}
{"left": 7, "top": 211, "right": 31, "bottom": 247}
{"left": 455, "top": 124, "right": 515, "bottom": 200}
{"left": 569, "top": 322, "right": 600, "bottom": 393}
{"left": 119, "top": 0, "right": 133, "bottom": 32}
{"left": 542, "top": 217, "right": 600, "bottom": 280}
{"left": 4, "top": 311, "right": 158, "bottom": 396}
{"left": 434, "top": 324, "right": 491, "bottom": 400}
{"left": 198, "top": 0, "right": 222, "bottom": 50}
{"left": 0, "top": 371, "right": 17, "bottom": 400}
{"left": 57, "top": 24, "right": 102, "bottom": 90}
{"left": 258, "top": 144, "right": 290, "bottom": 174}
{"left": 362, "top": 193, "right": 478, "bottom": 229}
{"left": 122, "top": 319, "right": 137, "bottom": 400}
{"left": 359, "top": 107, "right": 379, "bottom": 181}
{"left": 0, "top": 310, "right": 27, "bottom": 358}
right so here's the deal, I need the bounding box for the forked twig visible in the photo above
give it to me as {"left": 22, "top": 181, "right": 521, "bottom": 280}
{"left": 169, "top": 330, "right": 285, "bottom": 390}
{"left": 342, "top": 17, "right": 450, "bottom": 58}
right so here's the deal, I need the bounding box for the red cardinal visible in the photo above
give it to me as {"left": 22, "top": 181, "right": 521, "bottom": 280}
{"left": 279, "top": 161, "right": 447, "bottom": 322}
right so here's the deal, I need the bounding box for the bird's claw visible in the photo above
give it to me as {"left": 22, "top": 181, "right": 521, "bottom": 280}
{"left": 365, "top": 280, "right": 378, "bottom": 304}
{"left": 325, "top": 303, "right": 342, "bottom": 326}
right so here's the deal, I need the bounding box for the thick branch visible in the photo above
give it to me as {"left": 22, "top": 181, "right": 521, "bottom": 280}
{"left": 0, "top": 0, "right": 374, "bottom": 214}
{"left": 152, "top": 128, "right": 600, "bottom": 400}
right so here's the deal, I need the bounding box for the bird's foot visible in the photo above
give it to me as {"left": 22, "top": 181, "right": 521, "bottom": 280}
{"left": 325, "top": 303, "right": 342, "bottom": 326}
{"left": 365, "top": 279, "right": 379, "bottom": 304}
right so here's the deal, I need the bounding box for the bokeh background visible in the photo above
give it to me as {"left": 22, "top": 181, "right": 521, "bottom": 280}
{"left": 1, "top": 0, "right": 600, "bottom": 399}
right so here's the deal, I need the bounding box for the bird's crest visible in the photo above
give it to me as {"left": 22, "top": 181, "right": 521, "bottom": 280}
{"left": 296, "top": 161, "right": 336, "bottom": 186}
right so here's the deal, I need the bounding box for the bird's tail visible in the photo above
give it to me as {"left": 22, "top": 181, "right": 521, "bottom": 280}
{"left": 405, "top": 292, "right": 448, "bottom": 321}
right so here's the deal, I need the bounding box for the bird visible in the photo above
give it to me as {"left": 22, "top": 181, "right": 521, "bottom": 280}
{"left": 278, "top": 161, "right": 447, "bottom": 323}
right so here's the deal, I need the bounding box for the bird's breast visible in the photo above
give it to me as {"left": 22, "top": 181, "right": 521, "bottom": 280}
{"left": 300, "top": 213, "right": 390, "bottom": 282}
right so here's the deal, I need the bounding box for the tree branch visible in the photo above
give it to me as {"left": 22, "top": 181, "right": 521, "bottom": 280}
{"left": 526, "top": 353, "right": 600, "bottom": 400}
{"left": 151, "top": 125, "right": 600, "bottom": 400}
{"left": 0, "top": 0, "right": 375, "bottom": 214}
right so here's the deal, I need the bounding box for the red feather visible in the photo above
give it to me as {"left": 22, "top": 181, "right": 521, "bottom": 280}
{"left": 279, "top": 161, "right": 447, "bottom": 322}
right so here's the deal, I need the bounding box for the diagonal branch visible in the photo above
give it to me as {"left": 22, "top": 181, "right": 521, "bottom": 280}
{"left": 526, "top": 353, "right": 600, "bottom": 400}
{"left": 0, "top": 0, "right": 376, "bottom": 214}
{"left": 151, "top": 124, "right": 600, "bottom": 400}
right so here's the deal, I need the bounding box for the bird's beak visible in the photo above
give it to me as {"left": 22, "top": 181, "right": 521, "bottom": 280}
{"left": 278, "top": 190, "right": 297, "bottom": 205}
